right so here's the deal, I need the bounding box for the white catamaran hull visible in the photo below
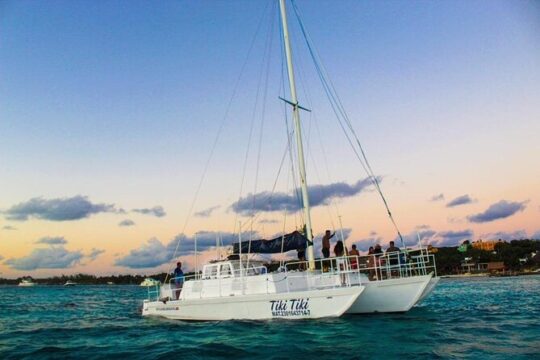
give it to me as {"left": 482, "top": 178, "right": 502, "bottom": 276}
{"left": 142, "top": 286, "right": 364, "bottom": 321}
{"left": 415, "top": 276, "right": 440, "bottom": 304}
{"left": 346, "top": 273, "right": 432, "bottom": 313}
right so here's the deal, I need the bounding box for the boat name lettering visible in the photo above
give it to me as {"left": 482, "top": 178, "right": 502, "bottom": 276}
{"left": 270, "top": 298, "right": 310, "bottom": 317}
{"left": 156, "top": 307, "right": 179, "bottom": 311}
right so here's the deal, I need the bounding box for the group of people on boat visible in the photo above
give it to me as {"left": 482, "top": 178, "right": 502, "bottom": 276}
{"left": 171, "top": 231, "right": 403, "bottom": 291}
{"left": 294, "top": 229, "right": 402, "bottom": 275}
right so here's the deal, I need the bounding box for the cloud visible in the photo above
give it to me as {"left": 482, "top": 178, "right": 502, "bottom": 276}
{"left": 259, "top": 219, "right": 279, "bottom": 224}
{"left": 87, "top": 248, "right": 105, "bottom": 261}
{"left": 446, "top": 194, "right": 474, "bottom": 208}
{"left": 433, "top": 230, "right": 474, "bottom": 247}
{"left": 118, "top": 219, "right": 135, "bottom": 227}
{"left": 388, "top": 227, "right": 472, "bottom": 248}
{"left": 114, "top": 238, "right": 170, "bottom": 269}
{"left": 231, "top": 178, "right": 378, "bottom": 215}
{"left": 394, "top": 229, "right": 437, "bottom": 248}
{"left": 353, "top": 235, "right": 383, "bottom": 252}
{"left": 447, "top": 217, "right": 464, "bottom": 224}
{"left": 3, "top": 195, "right": 121, "bottom": 221}
{"left": 531, "top": 230, "right": 540, "bottom": 240}
{"left": 0, "top": 255, "right": 3, "bottom": 261}
{"left": 132, "top": 206, "right": 166, "bottom": 218}
{"left": 194, "top": 206, "right": 220, "bottom": 218}
{"left": 115, "top": 230, "right": 256, "bottom": 269}
{"left": 430, "top": 193, "right": 444, "bottom": 202}
{"left": 467, "top": 200, "right": 527, "bottom": 223}
{"left": 415, "top": 225, "right": 430, "bottom": 230}
{"left": 35, "top": 236, "right": 68, "bottom": 245}
{"left": 2, "top": 225, "right": 17, "bottom": 231}
{"left": 479, "top": 230, "right": 528, "bottom": 241}
{"left": 4, "top": 246, "right": 84, "bottom": 270}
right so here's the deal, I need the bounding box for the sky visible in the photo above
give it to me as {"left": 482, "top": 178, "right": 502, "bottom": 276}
{"left": 1, "top": 0, "right": 539, "bottom": 278}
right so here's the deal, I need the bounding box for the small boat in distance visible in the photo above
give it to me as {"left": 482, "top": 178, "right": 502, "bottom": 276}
{"left": 18, "top": 278, "right": 36, "bottom": 287}
{"left": 64, "top": 280, "right": 77, "bottom": 286}
{"left": 140, "top": 278, "right": 160, "bottom": 287}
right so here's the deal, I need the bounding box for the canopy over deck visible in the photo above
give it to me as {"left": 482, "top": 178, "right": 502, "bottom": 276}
{"left": 232, "top": 231, "right": 307, "bottom": 254}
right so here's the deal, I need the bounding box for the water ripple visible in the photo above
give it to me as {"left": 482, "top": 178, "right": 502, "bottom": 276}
{"left": 0, "top": 276, "right": 539, "bottom": 359}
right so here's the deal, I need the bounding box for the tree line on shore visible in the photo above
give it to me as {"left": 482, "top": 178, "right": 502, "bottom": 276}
{"left": 434, "top": 239, "right": 539, "bottom": 275}
{"left": 1, "top": 239, "right": 538, "bottom": 284}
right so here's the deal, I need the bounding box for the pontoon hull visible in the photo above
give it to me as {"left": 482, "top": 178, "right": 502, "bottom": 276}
{"left": 142, "top": 286, "right": 363, "bottom": 321}
{"left": 347, "top": 274, "right": 432, "bottom": 313}
{"left": 416, "top": 276, "right": 440, "bottom": 304}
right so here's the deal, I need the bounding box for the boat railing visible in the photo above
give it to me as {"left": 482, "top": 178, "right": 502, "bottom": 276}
{"left": 146, "top": 248, "right": 437, "bottom": 301}
{"left": 284, "top": 246, "right": 437, "bottom": 282}
{"left": 147, "top": 263, "right": 360, "bottom": 302}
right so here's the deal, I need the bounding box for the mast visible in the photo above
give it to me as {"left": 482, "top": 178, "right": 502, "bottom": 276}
{"left": 279, "top": 0, "right": 315, "bottom": 271}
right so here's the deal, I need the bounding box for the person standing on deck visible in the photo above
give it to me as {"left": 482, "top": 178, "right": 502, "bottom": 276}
{"left": 321, "top": 230, "right": 335, "bottom": 258}
{"left": 349, "top": 244, "right": 360, "bottom": 269}
{"left": 173, "top": 262, "right": 184, "bottom": 300}
{"left": 386, "top": 241, "right": 401, "bottom": 276}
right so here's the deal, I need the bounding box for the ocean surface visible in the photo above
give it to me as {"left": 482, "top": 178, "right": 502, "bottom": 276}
{"left": 0, "top": 276, "right": 538, "bottom": 359}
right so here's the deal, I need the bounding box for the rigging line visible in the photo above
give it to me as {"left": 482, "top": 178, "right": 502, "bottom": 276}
{"left": 291, "top": 31, "right": 340, "bottom": 233}
{"left": 291, "top": 0, "right": 405, "bottom": 246}
{"left": 165, "top": 1, "right": 273, "bottom": 281}
{"left": 238, "top": 137, "right": 291, "bottom": 232}
{"left": 253, "top": 3, "right": 277, "bottom": 214}
{"left": 233, "top": 2, "right": 275, "bottom": 236}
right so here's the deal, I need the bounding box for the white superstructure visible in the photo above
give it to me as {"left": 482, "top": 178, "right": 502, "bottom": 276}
{"left": 143, "top": 260, "right": 364, "bottom": 320}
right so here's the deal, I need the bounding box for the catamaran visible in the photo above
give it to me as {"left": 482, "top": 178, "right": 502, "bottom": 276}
{"left": 142, "top": 0, "right": 365, "bottom": 321}
{"left": 268, "top": 0, "right": 439, "bottom": 313}
{"left": 143, "top": 0, "right": 438, "bottom": 320}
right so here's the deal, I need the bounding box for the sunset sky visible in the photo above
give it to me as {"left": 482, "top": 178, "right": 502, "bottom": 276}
{"left": 1, "top": 0, "right": 539, "bottom": 278}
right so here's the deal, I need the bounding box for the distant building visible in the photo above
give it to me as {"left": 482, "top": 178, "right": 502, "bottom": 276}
{"left": 460, "top": 261, "right": 506, "bottom": 274}
{"left": 472, "top": 239, "right": 503, "bottom": 251}
{"left": 487, "top": 262, "right": 505, "bottom": 273}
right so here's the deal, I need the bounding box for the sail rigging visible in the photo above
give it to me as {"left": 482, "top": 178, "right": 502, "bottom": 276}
{"left": 290, "top": 0, "right": 406, "bottom": 248}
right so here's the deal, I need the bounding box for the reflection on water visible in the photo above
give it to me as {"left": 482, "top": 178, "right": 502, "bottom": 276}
{"left": 0, "top": 275, "right": 538, "bottom": 359}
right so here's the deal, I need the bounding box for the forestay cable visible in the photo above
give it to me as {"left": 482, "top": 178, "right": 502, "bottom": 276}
{"left": 290, "top": 0, "right": 405, "bottom": 247}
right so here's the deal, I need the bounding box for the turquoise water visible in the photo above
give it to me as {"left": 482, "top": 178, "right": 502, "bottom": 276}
{"left": 0, "top": 276, "right": 538, "bottom": 359}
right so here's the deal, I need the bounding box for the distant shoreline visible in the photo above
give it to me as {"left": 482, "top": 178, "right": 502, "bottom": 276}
{"left": 441, "top": 271, "right": 540, "bottom": 279}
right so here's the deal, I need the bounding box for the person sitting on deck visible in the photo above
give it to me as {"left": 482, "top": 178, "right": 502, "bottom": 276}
{"left": 349, "top": 244, "right": 360, "bottom": 269}
{"left": 173, "top": 262, "right": 184, "bottom": 299}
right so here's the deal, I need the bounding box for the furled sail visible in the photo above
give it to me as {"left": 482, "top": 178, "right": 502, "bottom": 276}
{"left": 232, "top": 231, "right": 307, "bottom": 254}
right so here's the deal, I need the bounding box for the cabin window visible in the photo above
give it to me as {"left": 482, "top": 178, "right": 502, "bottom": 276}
{"left": 204, "top": 265, "right": 218, "bottom": 279}
{"left": 220, "top": 264, "right": 232, "bottom": 277}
